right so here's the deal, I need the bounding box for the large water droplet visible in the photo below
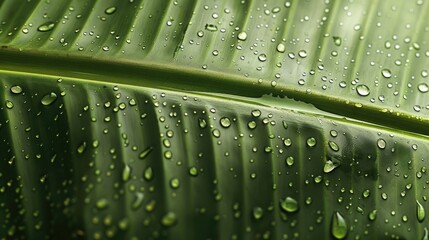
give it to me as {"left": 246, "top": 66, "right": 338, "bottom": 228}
{"left": 377, "top": 138, "right": 386, "bottom": 149}
{"left": 161, "top": 212, "right": 177, "bottom": 226}
{"left": 280, "top": 197, "right": 298, "bottom": 213}
{"left": 333, "top": 36, "right": 342, "bottom": 46}
{"left": 122, "top": 164, "right": 131, "bottom": 182}
{"left": 237, "top": 32, "right": 247, "bottom": 41}
{"left": 37, "top": 22, "right": 55, "bottom": 32}
{"left": 220, "top": 117, "right": 231, "bottom": 128}
{"left": 41, "top": 92, "right": 58, "bottom": 106}
{"left": 368, "top": 210, "right": 377, "bottom": 221}
{"left": 356, "top": 84, "right": 370, "bottom": 96}
{"left": 418, "top": 83, "right": 429, "bottom": 93}
{"left": 417, "top": 200, "right": 425, "bottom": 222}
{"left": 170, "top": 178, "right": 180, "bottom": 189}
{"left": 306, "top": 137, "right": 317, "bottom": 147}
{"left": 253, "top": 207, "right": 264, "bottom": 219}
{"left": 298, "top": 50, "right": 307, "bottom": 58}
{"left": 10, "top": 86, "right": 22, "bottom": 94}
{"left": 198, "top": 118, "right": 207, "bottom": 128}
{"left": 423, "top": 227, "right": 429, "bottom": 240}
{"left": 205, "top": 24, "right": 218, "bottom": 32}
{"left": 139, "top": 147, "right": 153, "bottom": 159}
{"left": 77, "top": 141, "right": 86, "bottom": 154}
{"left": 324, "top": 160, "right": 339, "bottom": 173}
{"left": 105, "top": 6, "right": 117, "bottom": 15}
{"left": 96, "top": 198, "right": 109, "bottom": 209}
{"left": 258, "top": 54, "right": 267, "bottom": 62}
{"left": 5, "top": 100, "right": 13, "bottom": 109}
{"left": 328, "top": 141, "right": 339, "bottom": 152}
{"left": 331, "top": 211, "right": 348, "bottom": 239}
{"left": 276, "top": 43, "right": 286, "bottom": 53}
{"left": 285, "top": 156, "right": 294, "bottom": 166}
{"left": 251, "top": 109, "right": 261, "bottom": 117}
{"left": 144, "top": 166, "right": 153, "bottom": 181}
{"left": 381, "top": 69, "right": 392, "bottom": 78}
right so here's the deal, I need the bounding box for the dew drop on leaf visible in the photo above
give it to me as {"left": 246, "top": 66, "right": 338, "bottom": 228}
{"left": 237, "top": 32, "right": 247, "bottom": 41}
{"left": 285, "top": 156, "right": 294, "bottom": 166}
{"left": 418, "top": 83, "right": 429, "bottom": 93}
{"left": 205, "top": 24, "right": 218, "bottom": 32}
{"left": 333, "top": 36, "right": 342, "bottom": 46}
{"left": 220, "top": 117, "right": 231, "bottom": 128}
{"left": 144, "top": 166, "right": 153, "bottom": 181}
{"left": 368, "top": 210, "right": 377, "bottom": 221}
{"left": 276, "top": 43, "right": 286, "bottom": 53}
{"left": 37, "top": 22, "right": 55, "bottom": 32}
{"left": 377, "top": 138, "right": 386, "bottom": 149}
{"left": 212, "top": 129, "right": 221, "bottom": 138}
{"left": 253, "top": 207, "right": 264, "bottom": 220}
{"left": 356, "top": 84, "right": 370, "bottom": 96}
{"left": 306, "top": 137, "right": 317, "bottom": 147}
{"left": 10, "top": 86, "right": 22, "bottom": 94}
{"left": 132, "top": 192, "right": 144, "bottom": 209}
{"left": 324, "top": 160, "right": 338, "bottom": 173}
{"left": 105, "top": 6, "right": 117, "bottom": 15}
{"left": 41, "top": 92, "right": 58, "bottom": 106}
{"left": 76, "top": 141, "right": 86, "bottom": 154}
{"left": 189, "top": 167, "right": 198, "bottom": 176}
{"left": 170, "top": 178, "right": 180, "bottom": 189}
{"left": 251, "top": 109, "right": 261, "bottom": 117}
{"left": 280, "top": 197, "right": 299, "bottom": 213}
{"left": 5, "top": 100, "right": 13, "bottom": 109}
{"left": 122, "top": 164, "right": 131, "bottom": 182}
{"left": 161, "top": 212, "right": 177, "bottom": 227}
{"left": 247, "top": 121, "right": 256, "bottom": 129}
{"left": 331, "top": 211, "right": 348, "bottom": 239}
{"left": 198, "top": 118, "right": 207, "bottom": 128}
{"left": 328, "top": 141, "right": 339, "bottom": 152}
{"left": 417, "top": 200, "right": 425, "bottom": 222}
{"left": 362, "top": 189, "right": 370, "bottom": 198}
{"left": 258, "top": 54, "right": 267, "bottom": 62}
{"left": 381, "top": 69, "right": 392, "bottom": 78}
{"left": 96, "top": 198, "right": 109, "bottom": 209}
{"left": 139, "top": 147, "right": 153, "bottom": 159}
{"left": 298, "top": 50, "right": 307, "bottom": 58}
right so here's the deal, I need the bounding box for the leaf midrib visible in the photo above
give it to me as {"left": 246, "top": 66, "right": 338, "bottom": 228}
{"left": 1, "top": 47, "right": 428, "bottom": 137}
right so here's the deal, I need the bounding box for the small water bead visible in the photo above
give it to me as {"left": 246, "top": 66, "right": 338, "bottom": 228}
{"left": 362, "top": 189, "right": 370, "bottom": 198}
{"left": 333, "top": 36, "right": 342, "bottom": 46}
{"left": 298, "top": 50, "right": 307, "bottom": 58}
{"left": 286, "top": 156, "right": 294, "bottom": 166}
{"left": 144, "top": 167, "right": 153, "bottom": 181}
{"left": 280, "top": 197, "right": 298, "bottom": 213}
{"left": 258, "top": 54, "right": 267, "bottom": 62}
{"left": 283, "top": 138, "right": 292, "bottom": 147}
{"left": 197, "top": 31, "right": 204, "bottom": 37}
{"left": 161, "top": 212, "right": 177, "bottom": 227}
{"left": 189, "top": 167, "right": 198, "bottom": 176}
{"left": 10, "top": 85, "right": 23, "bottom": 94}
{"left": 237, "top": 32, "right": 247, "bottom": 41}
{"left": 5, "top": 100, "right": 13, "bottom": 109}
{"left": 328, "top": 141, "right": 339, "bottom": 152}
{"left": 251, "top": 109, "right": 261, "bottom": 117}
{"left": 276, "top": 43, "right": 286, "bottom": 53}
{"left": 170, "top": 178, "right": 180, "bottom": 189}
{"left": 41, "top": 92, "right": 58, "bottom": 106}
{"left": 122, "top": 165, "right": 131, "bottom": 182}
{"left": 37, "top": 22, "right": 55, "bottom": 32}
{"left": 324, "top": 160, "right": 338, "bottom": 173}
{"left": 306, "top": 137, "right": 317, "bottom": 147}
{"left": 220, "top": 117, "right": 231, "bottom": 128}
{"left": 77, "top": 142, "right": 86, "bottom": 154}
{"left": 96, "top": 198, "right": 109, "bottom": 209}
{"left": 418, "top": 83, "right": 429, "bottom": 93}
{"left": 198, "top": 118, "right": 207, "bottom": 128}
{"left": 105, "top": 6, "right": 117, "bottom": 15}
{"left": 139, "top": 147, "right": 153, "bottom": 159}
{"left": 247, "top": 121, "right": 256, "bottom": 129}
{"left": 422, "top": 70, "right": 429, "bottom": 78}
{"left": 417, "top": 200, "right": 425, "bottom": 222}
{"left": 132, "top": 192, "right": 144, "bottom": 209}
{"left": 331, "top": 211, "right": 348, "bottom": 239}
{"left": 381, "top": 69, "right": 392, "bottom": 78}
{"left": 212, "top": 129, "right": 221, "bottom": 138}
{"left": 205, "top": 24, "right": 218, "bottom": 32}
{"left": 253, "top": 207, "right": 264, "bottom": 220}
{"left": 356, "top": 84, "right": 370, "bottom": 96}
{"left": 377, "top": 139, "right": 386, "bottom": 149}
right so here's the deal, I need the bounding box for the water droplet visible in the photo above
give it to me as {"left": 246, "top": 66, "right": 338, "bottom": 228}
{"left": 418, "top": 83, "right": 429, "bottom": 93}
{"left": 5, "top": 100, "right": 13, "bottom": 109}
{"left": 170, "top": 178, "right": 180, "bottom": 189}
{"left": 37, "top": 22, "right": 55, "bottom": 32}
{"left": 286, "top": 156, "right": 294, "bottom": 166}
{"left": 105, "top": 6, "right": 117, "bottom": 15}
{"left": 324, "top": 160, "right": 339, "bottom": 173}
{"left": 247, "top": 121, "right": 256, "bottom": 129}
{"left": 251, "top": 109, "right": 261, "bottom": 117}
{"left": 298, "top": 50, "right": 307, "bottom": 58}
{"left": 41, "top": 92, "right": 58, "bottom": 106}
{"left": 212, "top": 129, "right": 221, "bottom": 138}
{"left": 197, "top": 30, "right": 204, "bottom": 37}
{"left": 132, "top": 192, "right": 144, "bottom": 209}
{"left": 283, "top": 138, "right": 292, "bottom": 147}
{"left": 423, "top": 227, "right": 429, "bottom": 240}
{"left": 237, "top": 32, "right": 247, "bottom": 41}
{"left": 139, "top": 147, "right": 153, "bottom": 159}
{"left": 333, "top": 36, "right": 342, "bottom": 46}
{"left": 362, "top": 189, "right": 370, "bottom": 198}
{"left": 368, "top": 210, "right": 377, "bottom": 221}
{"left": 189, "top": 167, "right": 198, "bottom": 176}
{"left": 422, "top": 70, "right": 429, "bottom": 78}
{"left": 77, "top": 142, "right": 86, "bottom": 154}
{"left": 144, "top": 166, "right": 153, "bottom": 181}
{"left": 96, "top": 198, "right": 109, "bottom": 209}
{"left": 331, "top": 211, "right": 348, "bottom": 239}
{"left": 253, "top": 207, "right": 264, "bottom": 219}
{"left": 258, "top": 54, "right": 267, "bottom": 62}
{"left": 205, "top": 24, "right": 218, "bottom": 32}
{"left": 280, "top": 197, "right": 298, "bottom": 213}
{"left": 122, "top": 165, "right": 131, "bottom": 182}
{"left": 381, "top": 69, "right": 392, "bottom": 78}
{"left": 356, "top": 84, "right": 370, "bottom": 96}
{"left": 328, "top": 141, "right": 339, "bottom": 152}
{"left": 276, "top": 43, "right": 286, "bottom": 53}
{"left": 198, "top": 118, "right": 207, "bottom": 128}
{"left": 417, "top": 200, "right": 425, "bottom": 222}
{"left": 306, "top": 137, "right": 316, "bottom": 147}
{"left": 161, "top": 212, "right": 177, "bottom": 226}
{"left": 220, "top": 117, "right": 231, "bottom": 128}
{"left": 10, "top": 86, "right": 22, "bottom": 94}
{"left": 377, "top": 139, "right": 386, "bottom": 149}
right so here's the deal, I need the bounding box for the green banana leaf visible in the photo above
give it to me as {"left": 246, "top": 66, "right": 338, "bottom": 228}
{"left": 1, "top": 0, "right": 428, "bottom": 239}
